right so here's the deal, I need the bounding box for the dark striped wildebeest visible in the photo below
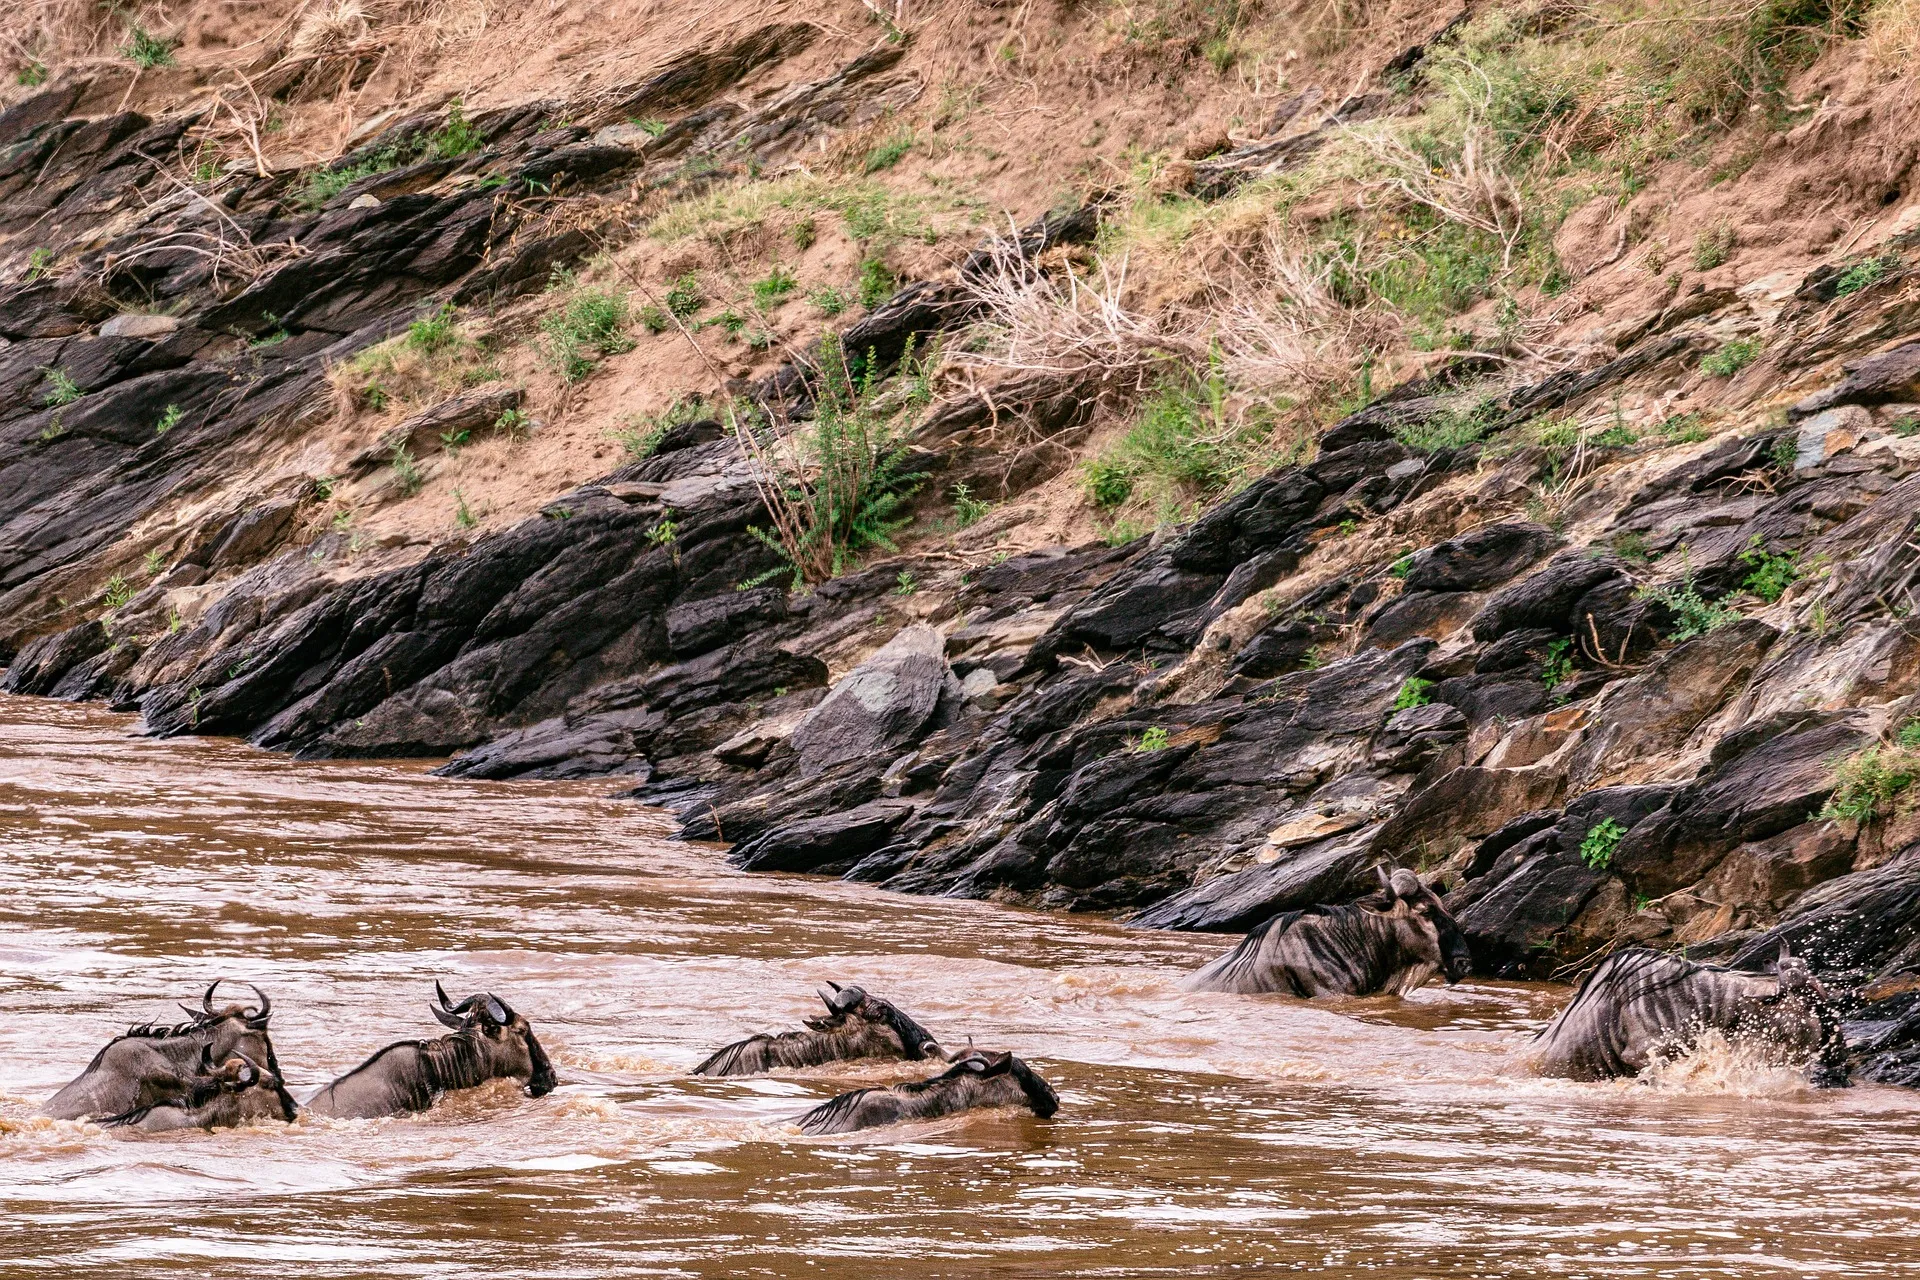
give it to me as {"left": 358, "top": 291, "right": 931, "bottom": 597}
{"left": 306, "top": 983, "right": 557, "bottom": 1119}
{"left": 1186, "top": 867, "right": 1474, "bottom": 997}
{"left": 1532, "top": 945, "right": 1850, "bottom": 1086}
{"left": 42, "top": 980, "right": 284, "bottom": 1121}
{"left": 694, "top": 983, "right": 944, "bottom": 1076}
{"left": 103, "top": 1048, "right": 297, "bottom": 1133}
{"left": 795, "top": 1049, "right": 1059, "bottom": 1135}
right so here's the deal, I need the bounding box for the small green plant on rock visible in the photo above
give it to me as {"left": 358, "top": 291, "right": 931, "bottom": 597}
{"left": 101, "top": 574, "right": 134, "bottom": 610}
{"left": 1134, "top": 725, "right": 1171, "bottom": 753}
{"left": 1701, "top": 339, "right": 1761, "bottom": 377}
{"left": 1638, "top": 571, "right": 1741, "bottom": 641}
{"left": 454, "top": 489, "right": 478, "bottom": 529}
{"left": 1820, "top": 744, "right": 1920, "bottom": 824}
{"left": 429, "top": 100, "right": 483, "bottom": 159}
{"left": 1394, "top": 677, "right": 1433, "bottom": 711}
{"left": 1580, "top": 818, "right": 1627, "bottom": 871}
{"left": 18, "top": 60, "right": 47, "bottom": 87}
{"left": 1540, "top": 637, "right": 1574, "bottom": 690}
{"left": 42, "top": 367, "right": 81, "bottom": 407}
{"left": 1835, "top": 253, "right": 1898, "bottom": 297}
{"left": 24, "top": 247, "right": 54, "bottom": 282}
{"left": 406, "top": 304, "right": 461, "bottom": 355}
{"left": 893, "top": 569, "right": 918, "bottom": 596}
{"left": 154, "top": 404, "right": 183, "bottom": 436}
{"left": 808, "top": 285, "right": 848, "bottom": 316}
{"left": 1739, "top": 536, "right": 1801, "bottom": 602}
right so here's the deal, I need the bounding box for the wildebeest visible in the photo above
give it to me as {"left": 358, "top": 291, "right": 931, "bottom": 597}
{"left": 1187, "top": 867, "right": 1475, "bottom": 997}
{"left": 794, "top": 1049, "right": 1059, "bottom": 1135}
{"left": 103, "top": 1049, "right": 297, "bottom": 1133}
{"left": 694, "top": 983, "right": 943, "bottom": 1076}
{"left": 42, "top": 980, "right": 284, "bottom": 1121}
{"left": 1532, "top": 944, "right": 1850, "bottom": 1086}
{"left": 306, "top": 983, "right": 556, "bottom": 1119}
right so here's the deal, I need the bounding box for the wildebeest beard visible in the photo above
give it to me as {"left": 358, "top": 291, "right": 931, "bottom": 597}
{"left": 693, "top": 983, "right": 944, "bottom": 1076}
{"left": 1187, "top": 867, "right": 1474, "bottom": 998}
{"left": 40, "top": 981, "right": 284, "bottom": 1122}
{"left": 306, "top": 984, "right": 557, "bottom": 1120}
{"left": 794, "top": 1049, "right": 1060, "bottom": 1135}
{"left": 1532, "top": 945, "right": 1851, "bottom": 1085}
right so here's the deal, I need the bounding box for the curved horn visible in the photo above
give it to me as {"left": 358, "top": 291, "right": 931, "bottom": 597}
{"left": 246, "top": 983, "right": 270, "bottom": 1025}
{"left": 432, "top": 1004, "right": 467, "bottom": 1030}
{"left": 1779, "top": 940, "right": 1793, "bottom": 965}
{"left": 436, "top": 981, "right": 457, "bottom": 1010}
{"left": 1374, "top": 865, "right": 1395, "bottom": 897}
{"left": 202, "top": 979, "right": 223, "bottom": 1016}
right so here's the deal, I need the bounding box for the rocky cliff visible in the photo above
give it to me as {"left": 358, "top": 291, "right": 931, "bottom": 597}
{"left": 4, "top": 0, "right": 1920, "bottom": 1082}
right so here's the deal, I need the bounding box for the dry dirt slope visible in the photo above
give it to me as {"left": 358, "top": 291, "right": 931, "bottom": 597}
{"left": 5, "top": 0, "right": 1920, "bottom": 1084}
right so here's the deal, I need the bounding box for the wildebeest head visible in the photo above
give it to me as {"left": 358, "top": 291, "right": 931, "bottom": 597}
{"left": 803, "top": 982, "right": 943, "bottom": 1060}
{"left": 104, "top": 1046, "right": 296, "bottom": 1132}
{"left": 945, "top": 1049, "right": 1060, "bottom": 1119}
{"left": 1771, "top": 943, "right": 1851, "bottom": 1088}
{"left": 1373, "top": 867, "right": 1474, "bottom": 984}
{"left": 431, "top": 982, "right": 556, "bottom": 1097}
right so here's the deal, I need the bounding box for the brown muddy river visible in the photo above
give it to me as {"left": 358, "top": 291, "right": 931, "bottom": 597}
{"left": 3, "top": 695, "right": 1919, "bottom": 1278}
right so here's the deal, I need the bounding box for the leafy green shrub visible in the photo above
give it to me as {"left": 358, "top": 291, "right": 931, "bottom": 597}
{"left": 1580, "top": 817, "right": 1627, "bottom": 870}
{"left": 809, "top": 285, "right": 849, "bottom": 315}
{"left": 1897, "top": 718, "right": 1920, "bottom": 749}
{"left": 541, "top": 281, "right": 634, "bottom": 382}
{"left": 1638, "top": 573, "right": 1741, "bottom": 640}
{"left": 1820, "top": 744, "right": 1920, "bottom": 823}
{"left": 1739, "top": 536, "right": 1801, "bottom": 602}
{"left": 741, "top": 333, "right": 929, "bottom": 586}
{"left": 633, "top": 118, "right": 668, "bottom": 138}
{"left": 1701, "top": 339, "right": 1761, "bottom": 376}
{"left": 296, "top": 140, "right": 413, "bottom": 210}
{"left": 18, "top": 60, "right": 47, "bottom": 87}
{"left": 1390, "top": 552, "right": 1415, "bottom": 578}
{"left": 24, "top": 247, "right": 53, "bottom": 282}
{"left": 1835, "top": 252, "right": 1897, "bottom": 297}
{"left": 454, "top": 489, "right": 478, "bottom": 529}
{"left": 1134, "top": 725, "right": 1171, "bottom": 752}
{"left": 1394, "top": 677, "right": 1434, "bottom": 710}
{"left": 121, "top": 25, "right": 176, "bottom": 69}
{"left": 154, "top": 404, "right": 183, "bottom": 436}
{"left": 101, "top": 573, "right": 135, "bottom": 609}
{"left": 613, "top": 396, "right": 708, "bottom": 458}
{"left": 893, "top": 569, "right": 918, "bottom": 596}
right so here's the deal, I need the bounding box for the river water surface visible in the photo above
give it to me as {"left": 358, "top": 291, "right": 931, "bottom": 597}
{"left": 3, "top": 696, "right": 1919, "bottom": 1278}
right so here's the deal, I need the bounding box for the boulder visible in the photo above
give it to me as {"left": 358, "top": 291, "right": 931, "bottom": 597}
{"left": 790, "top": 625, "right": 956, "bottom": 773}
{"left": 727, "top": 798, "right": 921, "bottom": 873}
{"left": 664, "top": 588, "right": 786, "bottom": 656}
{"left": 1469, "top": 551, "right": 1629, "bottom": 643}
{"left": 1128, "top": 828, "right": 1378, "bottom": 932}
{"left": 1790, "top": 341, "right": 1920, "bottom": 419}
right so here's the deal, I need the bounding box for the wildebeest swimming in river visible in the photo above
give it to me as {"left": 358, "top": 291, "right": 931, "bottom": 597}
{"left": 1532, "top": 945, "right": 1850, "bottom": 1086}
{"left": 1187, "top": 867, "right": 1474, "bottom": 997}
{"left": 694, "top": 983, "right": 943, "bottom": 1076}
{"left": 104, "top": 1048, "right": 296, "bottom": 1133}
{"left": 42, "top": 980, "right": 285, "bottom": 1122}
{"left": 795, "top": 1049, "right": 1059, "bottom": 1135}
{"left": 306, "top": 983, "right": 557, "bottom": 1119}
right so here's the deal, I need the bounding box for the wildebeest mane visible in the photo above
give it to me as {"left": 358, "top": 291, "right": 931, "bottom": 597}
{"left": 793, "top": 1085, "right": 878, "bottom": 1134}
